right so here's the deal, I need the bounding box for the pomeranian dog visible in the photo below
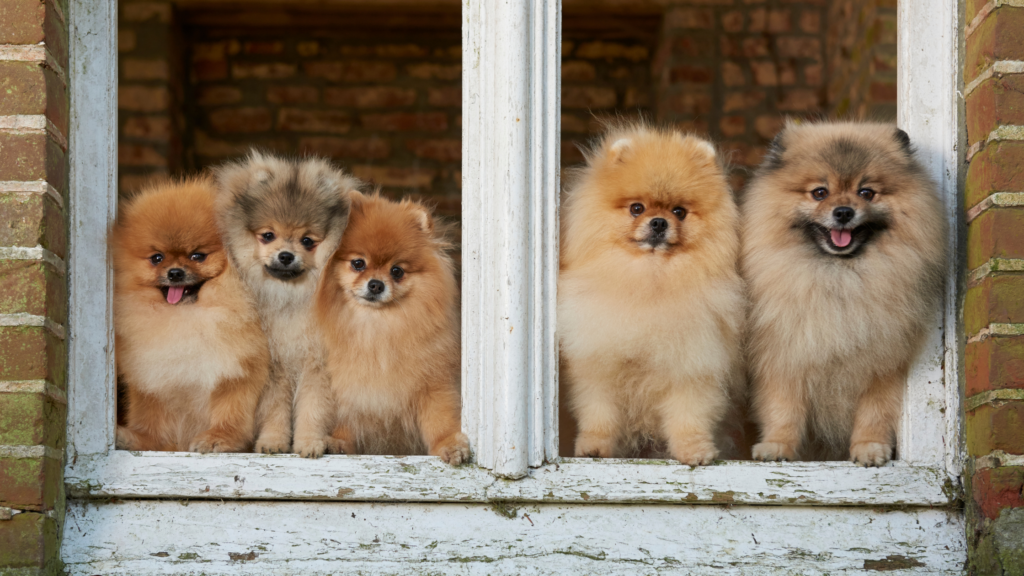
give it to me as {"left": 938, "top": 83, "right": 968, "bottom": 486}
{"left": 743, "top": 121, "right": 947, "bottom": 466}
{"left": 215, "top": 151, "right": 359, "bottom": 454}
{"left": 291, "top": 192, "right": 469, "bottom": 464}
{"left": 112, "top": 178, "right": 270, "bottom": 452}
{"left": 558, "top": 124, "right": 745, "bottom": 466}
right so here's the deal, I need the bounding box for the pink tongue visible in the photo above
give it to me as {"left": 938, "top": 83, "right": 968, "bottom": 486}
{"left": 166, "top": 286, "right": 185, "bottom": 304}
{"left": 830, "top": 229, "right": 852, "bottom": 248}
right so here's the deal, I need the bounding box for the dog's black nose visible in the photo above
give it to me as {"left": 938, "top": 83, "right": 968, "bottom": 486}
{"left": 167, "top": 268, "right": 185, "bottom": 282}
{"left": 833, "top": 206, "right": 855, "bottom": 224}
{"left": 278, "top": 251, "right": 295, "bottom": 266}
{"left": 650, "top": 218, "right": 668, "bottom": 234}
{"left": 367, "top": 279, "right": 385, "bottom": 295}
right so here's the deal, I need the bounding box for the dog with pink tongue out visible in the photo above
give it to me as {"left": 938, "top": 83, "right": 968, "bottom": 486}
{"left": 741, "top": 121, "right": 947, "bottom": 466}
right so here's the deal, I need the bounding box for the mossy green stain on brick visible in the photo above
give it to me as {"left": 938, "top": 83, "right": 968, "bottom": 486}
{"left": 0, "top": 512, "right": 53, "bottom": 569}
{"left": 973, "top": 467, "right": 1024, "bottom": 520}
{"left": 0, "top": 327, "right": 65, "bottom": 388}
{"left": 967, "top": 208, "right": 1024, "bottom": 269}
{"left": 966, "top": 336, "right": 1024, "bottom": 396}
{"left": 966, "top": 141, "right": 1024, "bottom": 209}
{"left": 0, "top": 62, "right": 46, "bottom": 117}
{"left": 965, "top": 275, "right": 1024, "bottom": 336}
{"left": 0, "top": 393, "right": 65, "bottom": 448}
{"left": 0, "top": 457, "right": 61, "bottom": 512}
{"left": 967, "top": 402, "right": 1024, "bottom": 456}
{"left": 965, "top": 7, "right": 1024, "bottom": 83}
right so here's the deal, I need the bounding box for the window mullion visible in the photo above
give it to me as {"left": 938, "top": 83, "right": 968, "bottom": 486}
{"left": 462, "top": 0, "right": 561, "bottom": 478}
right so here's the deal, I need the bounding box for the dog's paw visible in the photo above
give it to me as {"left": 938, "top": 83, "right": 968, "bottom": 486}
{"left": 671, "top": 443, "right": 719, "bottom": 466}
{"left": 849, "top": 442, "right": 892, "bottom": 467}
{"left": 254, "top": 434, "right": 291, "bottom": 455}
{"left": 752, "top": 442, "right": 797, "bottom": 462}
{"left": 189, "top": 431, "right": 243, "bottom": 454}
{"left": 324, "top": 435, "right": 355, "bottom": 455}
{"left": 574, "top": 433, "right": 614, "bottom": 458}
{"left": 431, "top": 433, "right": 471, "bottom": 466}
{"left": 115, "top": 426, "right": 135, "bottom": 450}
{"left": 294, "top": 437, "right": 326, "bottom": 459}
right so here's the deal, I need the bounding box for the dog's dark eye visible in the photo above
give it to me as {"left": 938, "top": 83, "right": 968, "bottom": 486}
{"left": 811, "top": 187, "right": 829, "bottom": 201}
{"left": 629, "top": 203, "right": 645, "bottom": 216}
{"left": 189, "top": 252, "right": 206, "bottom": 262}
{"left": 300, "top": 237, "right": 316, "bottom": 250}
{"left": 149, "top": 253, "right": 164, "bottom": 265}
{"left": 671, "top": 207, "right": 687, "bottom": 220}
{"left": 260, "top": 232, "right": 276, "bottom": 243}
{"left": 858, "top": 188, "right": 876, "bottom": 201}
{"left": 390, "top": 266, "right": 405, "bottom": 280}
{"left": 351, "top": 259, "right": 366, "bottom": 271}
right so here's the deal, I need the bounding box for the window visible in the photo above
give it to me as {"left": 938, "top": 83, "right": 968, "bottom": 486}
{"left": 63, "top": 0, "right": 966, "bottom": 571}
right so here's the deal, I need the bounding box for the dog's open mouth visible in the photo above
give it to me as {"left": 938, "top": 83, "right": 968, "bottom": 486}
{"left": 265, "top": 265, "right": 305, "bottom": 281}
{"left": 809, "top": 223, "right": 880, "bottom": 256}
{"left": 159, "top": 282, "right": 205, "bottom": 304}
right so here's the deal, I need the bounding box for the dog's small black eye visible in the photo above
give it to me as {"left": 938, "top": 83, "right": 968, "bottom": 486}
{"left": 260, "top": 232, "right": 276, "bottom": 243}
{"left": 149, "top": 253, "right": 164, "bottom": 265}
{"left": 858, "top": 188, "right": 876, "bottom": 201}
{"left": 300, "top": 237, "right": 316, "bottom": 250}
{"left": 671, "top": 207, "right": 687, "bottom": 220}
{"left": 811, "top": 187, "right": 829, "bottom": 201}
{"left": 189, "top": 253, "right": 206, "bottom": 262}
{"left": 351, "top": 259, "right": 366, "bottom": 271}
{"left": 390, "top": 266, "right": 404, "bottom": 280}
{"left": 629, "top": 203, "right": 645, "bottom": 216}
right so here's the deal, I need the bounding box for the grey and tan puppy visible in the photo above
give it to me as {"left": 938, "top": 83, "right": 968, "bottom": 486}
{"left": 215, "top": 151, "right": 360, "bottom": 453}
{"left": 742, "top": 121, "right": 947, "bottom": 466}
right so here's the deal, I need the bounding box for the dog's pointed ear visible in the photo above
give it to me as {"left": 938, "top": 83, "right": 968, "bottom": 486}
{"left": 680, "top": 132, "right": 716, "bottom": 160}
{"left": 893, "top": 127, "right": 913, "bottom": 156}
{"left": 763, "top": 128, "right": 788, "bottom": 171}
{"left": 607, "top": 137, "right": 632, "bottom": 163}
{"left": 412, "top": 203, "right": 434, "bottom": 234}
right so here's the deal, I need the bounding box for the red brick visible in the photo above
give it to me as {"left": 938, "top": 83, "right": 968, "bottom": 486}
{"left": 324, "top": 87, "right": 416, "bottom": 108}
{"left": 122, "top": 2, "right": 171, "bottom": 22}
{"left": 122, "top": 59, "right": 169, "bottom": 81}
{"left": 0, "top": 132, "right": 58, "bottom": 183}
{"left": 779, "top": 61, "right": 797, "bottom": 85}
{"left": 0, "top": 0, "right": 46, "bottom": 45}
{"left": 562, "top": 114, "right": 590, "bottom": 134}
{"left": 742, "top": 38, "right": 771, "bottom": 58}
{"left": 967, "top": 336, "right": 1024, "bottom": 396}
{"left": 966, "top": 276, "right": 1024, "bottom": 335}
{"left": 562, "top": 141, "right": 586, "bottom": 164}
{"left": 723, "top": 90, "right": 765, "bottom": 112}
{"left": 748, "top": 8, "right": 767, "bottom": 31}
{"left": 304, "top": 61, "right": 397, "bottom": 82}
{"left": 427, "top": 86, "right": 461, "bottom": 107}
{"left": 674, "top": 119, "right": 710, "bottom": 136}
{"left": 673, "top": 37, "right": 716, "bottom": 58}
{"left": 722, "top": 62, "right": 745, "bottom": 87}
{"left": 575, "top": 42, "right": 649, "bottom": 62}
{"left": 192, "top": 60, "right": 228, "bottom": 82}
{"left": 800, "top": 9, "right": 821, "bottom": 33}
{"left": 0, "top": 62, "right": 46, "bottom": 116}
{"left": 722, "top": 141, "right": 766, "bottom": 167}
{"left": 719, "top": 116, "right": 746, "bottom": 137}
{"left": 196, "top": 86, "right": 243, "bottom": 106}
{"left": 0, "top": 391, "right": 65, "bottom": 447}
{"left": 966, "top": 402, "right": 1024, "bottom": 455}
{"left": 971, "top": 467, "right": 1024, "bottom": 520}
{"left": 777, "top": 37, "right": 821, "bottom": 59}
{"left": 562, "top": 61, "right": 597, "bottom": 82}
{"left": 870, "top": 81, "right": 897, "bottom": 102}
{"left": 0, "top": 261, "right": 66, "bottom": 324}
{"left": 0, "top": 193, "right": 65, "bottom": 257}
{"left": 965, "top": 7, "right": 1024, "bottom": 83}
{"left": 406, "top": 63, "right": 462, "bottom": 80}
{"left": 209, "top": 107, "right": 273, "bottom": 134}
{"left": 966, "top": 142, "right": 1024, "bottom": 207}
{"left": 778, "top": 88, "right": 820, "bottom": 111}
{"left": 0, "top": 509, "right": 50, "bottom": 565}
{"left": 244, "top": 41, "right": 284, "bottom": 55}
{"left": 344, "top": 44, "right": 430, "bottom": 58}
{"left": 767, "top": 9, "right": 792, "bottom": 32}
{"left": 122, "top": 115, "right": 171, "bottom": 141}
{"left": 266, "top": 86, "right": 318, "bottom": 105}
{"left": 297, "top": 41, "right": 319, "bottom": 57}
{"left": 665, "top": 91, "right": 713, "bottom": 115}
{"left": 562, "top": 86, "right": 617, "bottom": 108}
{"left": 352, "top": 165, "right": 436, "bottom": 188}
{"left": 623, "top": 87, "right": 650, "bottom": 108}
{"left": 0, "top": 327, "right": 61, "bottom": 383}
{"left": 665, "top": 7, "right": 715, "bottom": 29}
{"left": 755, "top": 115, "right": 784, "bottom": 140}
{"left": 805, "top": 64, "right": 823, "bottom": 86}
{"left": 751, "top": 61, "right": 778, "bottom": 86}
{"left": 671, "top": 65, "right": 714, "bottom": 84}
{"left": 118, "top": 144, "right": 166, "bottom": 167}
{"left": 192, "top": 40, "right": 240, "bottom": 61}
{"left": 118, "top": 86, "right": 169, "bottom": 112}
{"left": 119, "top": 29, "right": 137, "bottom": 52}
{"left": 967, "top": 74, "right": 1024, "bottom": 146}
{"left": 232, "top": 62, "right": 296, "bottom": 80}
{"left": 298, "top": 137, "right": 391, "bottom": 160}
{"left": 722, "top": 11, "right": 744, "bottom": 32}
{"left": 967, "top": 208, "right": 1024, "bottom": 269}
{"left": 406, "top": 139, "right": 462, "bottom": 162}
{"left": 277, "top": 109, "right": 352, "bottom": 134}
{"left": 360, "top": 112, "right": 448, "bottom": 132}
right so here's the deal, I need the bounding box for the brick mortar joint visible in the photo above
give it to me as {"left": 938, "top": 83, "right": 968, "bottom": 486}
{"left": 0, "top": 181, "right": 64, "bottom": 210}
{"left": 975, "top": 450, "right": 1024, "bottom": 470}
{"left": 965, "top": 0, "right": 1024, "bottom": 40}
{"left": 0, "top": 507, "right": 57, "bottom": 521}
{"left": 969, "top": 257, "right": 1024, "bottom": 284}
{"left": 967, "top": 323, "right": 1024, "bottom": 344}
{"left": 0, "top": 245, "right": 67, "bottom": 275}
{"left": 967, "top": 125, "right": 1024, "bottom": 161}
{"left": 0, "top": 380, "right": 67, "bottom": 405}
{"left": 0, "top": 445, "right": 63, "bottom": 461}
{"left": 963, "top": 61, "right": 1024, "bottom": 98}
{"left": 0, "top": 44, "right": 68, "bottom": 89}
{"left": 966, "top": 388, "right": 1024, "bottom": 412}
{"left": 0, "top": 313, "right": 66, "bottom": 340}
{"left": 0, "top": 115, "right": 69, "bottom": 151}
{"left": 966, "top": 192, "right": 1024, "bottom": 223}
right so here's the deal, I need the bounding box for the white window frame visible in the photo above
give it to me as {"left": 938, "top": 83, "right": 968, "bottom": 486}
{"left": 62, "top": 0, "right": 965, "bottom": 571}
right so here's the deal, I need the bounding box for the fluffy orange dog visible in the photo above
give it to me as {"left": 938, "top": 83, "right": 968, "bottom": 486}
{"left": 112, "top": 179, "right": 269, "bottom": 452}
{"left": 292, "top": 192, "right": 469, "bottom": 464}
{"left": 558, "top": 124, "right": 745, "bottom": 465}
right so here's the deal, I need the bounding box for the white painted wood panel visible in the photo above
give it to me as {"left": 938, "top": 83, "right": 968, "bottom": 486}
{"left": 64, "top": 452, "right": 954, "bottom": 506}
{"left": 62, "top": 500, "right": 966, "bottom": 575}
{"left": 897, "top": 0, "right": 962, "bottom": 474}
{"left": 461, "top": 0, "right": 560, "bottom": 477}
{"left": 66, "top": 0, "right": 118, "bottom": 458}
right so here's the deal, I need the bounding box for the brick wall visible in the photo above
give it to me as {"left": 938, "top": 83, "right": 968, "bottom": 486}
{"left": 963, "top": 0, "right": 1024, "bottom": 572}
{"left": 0, "top": 0, "right": 70, "bottom": 573}
{"left": 825, "top": 0, "right": 897, "bottom": 120}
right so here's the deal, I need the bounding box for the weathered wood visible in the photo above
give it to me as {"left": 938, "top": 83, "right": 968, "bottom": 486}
{"left": 461, "top": 0, "right": 560, "bottom": 478}
{"left": 65, "top": 452, "right": 955, "bottom": 506}
{"left": 62, "top": 500, "right": 966, "bottom": 575}
{"left": 897, "top": 0, "right": 962, "bottom": 476}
